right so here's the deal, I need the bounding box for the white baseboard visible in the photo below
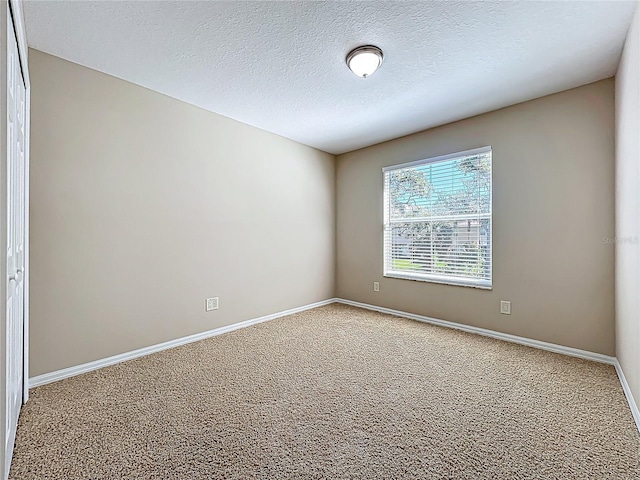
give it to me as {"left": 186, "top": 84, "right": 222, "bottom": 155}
{"left": 614, "top": 360, "right": 640, "bottom": 433}
{"left": 29, "top": 298, "right": 338, "bottom": 388}
{"left": 335, "top": 298, "right": 616, "bottom": 365}
{"left": 32, "top": 296, "right": 616, "bottom": 389}
{"left": 29, "top": 295, "right": 639, "bottom": 436}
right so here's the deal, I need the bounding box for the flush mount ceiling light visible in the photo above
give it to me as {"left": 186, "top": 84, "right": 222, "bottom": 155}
{"left": 346, "top": 45, "right": 383, "bottom": 78}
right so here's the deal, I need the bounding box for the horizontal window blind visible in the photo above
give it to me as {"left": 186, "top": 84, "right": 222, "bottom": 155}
{"left": 383, "top": 147, "right": 492, "bottom": 288}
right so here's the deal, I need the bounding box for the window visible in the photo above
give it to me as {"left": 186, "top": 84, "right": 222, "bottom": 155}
{"left": 383, "top": 147, "right": 492, "bottom": 289}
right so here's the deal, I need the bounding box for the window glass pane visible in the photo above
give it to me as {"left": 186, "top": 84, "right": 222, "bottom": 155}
{"left": 384, "top": 148, "right": 492, "bottom": 288}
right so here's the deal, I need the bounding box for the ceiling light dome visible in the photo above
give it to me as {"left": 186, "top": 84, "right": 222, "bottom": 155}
{"left": 346, "top": 45, "right": 383, "bottom": 78}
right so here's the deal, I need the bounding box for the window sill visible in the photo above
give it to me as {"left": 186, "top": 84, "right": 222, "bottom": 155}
{"left": 384, "top": 271, "right": 492, "bottom": 290}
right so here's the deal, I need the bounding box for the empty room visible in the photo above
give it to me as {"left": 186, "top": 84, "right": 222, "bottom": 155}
{"left": 0, "top": 0, "right": 638, "bottom": 478}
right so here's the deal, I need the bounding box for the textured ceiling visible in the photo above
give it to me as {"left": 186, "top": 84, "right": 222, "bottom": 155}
{"left": 23, "top": 1, "right": 637, "bottom": 154}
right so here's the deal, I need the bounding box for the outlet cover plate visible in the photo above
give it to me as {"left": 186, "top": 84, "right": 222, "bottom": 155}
{"left": 206, "top": 297, "right": 219, "bottom": 311}
{"left": 500, "top": 301, "right": 511, "bottom": 315}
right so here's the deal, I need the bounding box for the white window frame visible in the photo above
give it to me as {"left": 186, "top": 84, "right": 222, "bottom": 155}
{"left": 382, "top": 146, "right": 493, "bottom": 289}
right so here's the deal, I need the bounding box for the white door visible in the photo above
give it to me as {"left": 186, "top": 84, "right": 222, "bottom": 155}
{"left": 5, "top": 9, "right": 25, "bottom": 477}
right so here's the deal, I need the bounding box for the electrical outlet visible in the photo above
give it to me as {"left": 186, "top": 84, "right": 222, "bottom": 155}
{"left": 500, "top": 301, "right": 511, "bottom": 315}
{"left": 206, "top": 297, "right": 219, "bottom": 312}
{"left": 373, "top": 282, "right": 380, "bottom": 292}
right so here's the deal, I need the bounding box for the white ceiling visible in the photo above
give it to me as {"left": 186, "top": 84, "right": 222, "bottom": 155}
{"left": 23, "top": 1, "right": 637, "bottom": 155}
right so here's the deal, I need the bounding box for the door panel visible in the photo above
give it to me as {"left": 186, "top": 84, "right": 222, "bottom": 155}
{"left": 5, "top": 9, "right": 25, "bottom": 478}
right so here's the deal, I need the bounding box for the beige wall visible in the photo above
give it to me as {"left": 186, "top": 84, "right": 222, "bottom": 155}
{"left": 616, "top": 3, "right": 640, "bottom": 407}
{"left": 336, "top": 79, "right": 616, "bottom": 355}
{"left": 29, "top": 49, "right": 335, "bottom": 377}
{"left": 29, "top": 46, "right": 621, "bottom": 376}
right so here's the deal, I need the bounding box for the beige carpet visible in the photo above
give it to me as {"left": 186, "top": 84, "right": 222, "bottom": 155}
{"left": 10, "top": 304, "right": 640, "bottom": 479}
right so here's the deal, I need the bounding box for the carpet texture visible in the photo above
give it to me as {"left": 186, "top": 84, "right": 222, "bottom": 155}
{"left": 10, "top": 304, "right": 640, "bottom": 479}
